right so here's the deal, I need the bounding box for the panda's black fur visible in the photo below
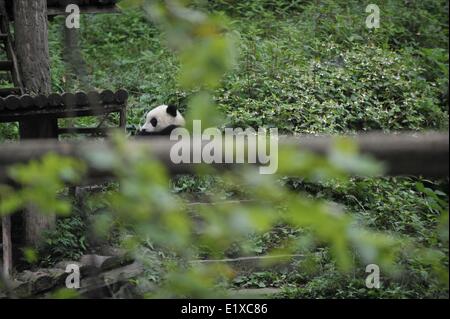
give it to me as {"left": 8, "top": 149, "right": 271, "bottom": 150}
{"left": 137, "top": 124, "right": 181, "bottom": 136}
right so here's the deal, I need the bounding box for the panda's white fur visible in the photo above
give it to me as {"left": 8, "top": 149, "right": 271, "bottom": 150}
{"left": 139, "top": 104, "right": 185, "bottom": 135}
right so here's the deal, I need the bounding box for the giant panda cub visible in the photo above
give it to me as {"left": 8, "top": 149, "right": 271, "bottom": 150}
{"left": 138, "top": 104, "right": 185, "bottom": 136}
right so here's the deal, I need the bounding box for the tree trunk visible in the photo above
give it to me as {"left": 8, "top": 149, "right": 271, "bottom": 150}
{"left": 14, "top": 0, "right": 57, "bottom": 139}
{"left": 13, "top": 0, "right": 56, "bottom": 244}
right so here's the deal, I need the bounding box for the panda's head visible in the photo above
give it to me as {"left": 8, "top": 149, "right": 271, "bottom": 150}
{"left": 138, "top": 104, "right": 185, "bottom": 136}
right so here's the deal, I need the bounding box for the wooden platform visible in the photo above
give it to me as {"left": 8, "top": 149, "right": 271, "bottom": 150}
{"left": 0, "top": 89, "right": 128, "bottom": 136}
{"left": 0, "top": 103, "right": 125, "bottom": 122}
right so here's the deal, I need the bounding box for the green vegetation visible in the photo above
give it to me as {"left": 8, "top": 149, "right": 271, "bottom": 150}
{"left": 54, "top": 0, "right": 448, "bottom": 133}
{"left": 0, "top": 0, "right": 448, "bottom": 298}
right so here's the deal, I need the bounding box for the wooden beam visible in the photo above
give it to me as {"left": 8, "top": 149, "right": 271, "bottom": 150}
{"left": 115, "top": 89, "right": 129, "bottom": 104}
{"left": 0, "top": 132, "right": 447, "bottom": 180}
{"left": 2, "top": 215, "right": 12, "bottom": 279}
{"left": 47, "top": 93, "right": 63, "bottom": 107}
{"left": 4, "top": 95, "right": 20, "bottom": 110}
{"left": 20, "top": 94, "right": 34, "bottom": 109}
{"left": 57, "top": 127, "right": 113, "bottom": 135}
{"left": 47, "top": 5, "right": 120, "bottom": 16}
{"left": 33, "top": 94, "right": 49, "bottom": 108}
{"left": 0, "top": 90, "right": 129, "bottom": 112}
{"left": 0, "top": 104, "right": 125, "bottom": 123}
{"left": 100, "top": 90, "right": 115, "bottom": 104}
{"left": 0, "top": 87, "right": 21, "bottom": 97}
{"left": 0, "top": 60, "right": 13, "bottom": 71}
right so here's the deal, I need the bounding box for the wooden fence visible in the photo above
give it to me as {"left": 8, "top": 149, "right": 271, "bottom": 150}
{"left": 0, "top": 89, "right": 128, "bottom": 137}
{"left": 0, "top": 131, "right": 448, "bottom": 278}
{"left": 0, "top": 132, "right": 448, "bottom": 180}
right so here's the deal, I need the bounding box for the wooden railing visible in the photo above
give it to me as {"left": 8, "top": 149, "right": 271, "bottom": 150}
{"left": 0, "top": 132, "right": 448, "bottom": 180}
{"left": 0, "top": 131, "right": 448, "bottom": 278}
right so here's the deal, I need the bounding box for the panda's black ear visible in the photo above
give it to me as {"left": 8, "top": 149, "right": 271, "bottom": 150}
{"left": 166, "top": 104, "right": 178, "bottom": 117}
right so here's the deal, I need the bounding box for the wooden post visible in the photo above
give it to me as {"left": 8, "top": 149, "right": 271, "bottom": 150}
{"left": 63, "top": 24, "right": 89, "bottom": 90}
{"left": 119, "top": 108, "right": 127, "bottom": 131}
{"left": 13, "top": 0, "right": 56, "bottom": 245}
{"left": 117, "top": 89, "right": 127, "bottom": 132}
{"left": 2, "top": 215, "right": 12, "bottom": 278}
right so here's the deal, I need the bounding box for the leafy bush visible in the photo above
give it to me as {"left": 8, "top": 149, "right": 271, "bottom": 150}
{"left": 218, "top": 42, "right": 447, "bottom": 132}
{"left": 47, "top": 1, "right": 448, "bottom": 134}
{"left": 40, "top": 215, "right": 88, "bottom": 265}
{"left": 0, "top": 0, "right": 447, "bottom": 299}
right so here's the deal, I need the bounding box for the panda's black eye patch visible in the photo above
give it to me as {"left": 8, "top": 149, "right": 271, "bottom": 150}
{"left": 150, "top": 118, "right": 158, "bottom": 127}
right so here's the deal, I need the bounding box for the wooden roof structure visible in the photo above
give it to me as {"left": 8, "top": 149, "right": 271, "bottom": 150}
{"left": 0, "top": 89, "right": 129, "bottom": 136}
{"left": 0, "top": 89, "right": 128, "bottom": 114}
{"left": 1, "top": 0, "right": 120, "bottom": 19}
